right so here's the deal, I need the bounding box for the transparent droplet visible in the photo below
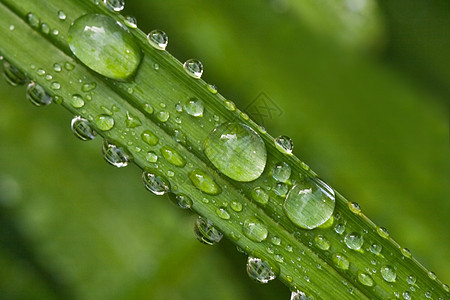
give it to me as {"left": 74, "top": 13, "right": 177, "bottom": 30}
{"left": 141, "top": 130, "right": 159, "bottom": 146}
{"left": 189, "top": 170, "right": 221, "bottom": 195}
{"left": 142, "top": 171, "right": 170, "bottom": 195}
{"left": 216, "top": 207, "right": 230, "bottom": 220}
{"left": 428, "top": 271, "right": 437, "bottom": 280}
{"left": 124, "top": 16, "right": 137, "bottom": 28}
{"left": 332, "top": 253, "right": 349, "bottom": 270}
{"left": 224, "top": 100, "right": 236, "bottom": 111}
{"left": 381, "top": 265, "right": 396, "bottom": 282}
{"left": 252, "top": 187, "right": 269, "bottom": 205}
{"left": 26, "top": 13, "right": 40, "bottom": 28}
{"left": 57, "top": 10, "right": 67, "bottom": 20}
{"left": 3, "top": 61, "right": 27, "bottom": 86}
{"left": 272, "top": 162, "right": 291, "bottom": 182}
{"left": 204, "top": 122, "right": 267, "bottom": 182}
{"left": 358, "top": 272, "right": 374, "bottom": 287}
{"left": 71, "top": 116, "right": 96, "bottom": 141}
{"left": 344, "top": 232, "right": 364, "bottom": 250}
{"left": 314, "top": 234, "right": 330, "bottom": 250}
{"left": 401, "top": 248, "right": 412, "bottom": 258}
{"left": 242, "top": 218, "right": 268, "bottom": 242}
{"left": 370, "top": 243, "right": 382, "bottom": 255}
{"left": 50, "top": 82, "right": 61, "bottom": 90}
{"left": 26, "top": 82, "right": 52, "bottom": 106}
{"left": 81, "top": 82, "right": 97, "bottom": 92}
{"left": 103, "top": 0, "right": 124, "bottom": 12}
{"left": 402, "top": 291, "right": 411, "bottom": 300}
{"left": 102, "top": 141, "right": 130, "bottom": 167}
{"left": 273, "top": 182, "right": 288, "bottom": 197}
{"left": 183, "top": 59, "right": 203, "bottom": 79}
{"left": 291, "top": 290, "right": 314, "bottom": 300}
{"left": 283, "top": 178, "right": 335, "bottom": 229}
{"left": 68, "top": 14, "right": 142, "bottom": 80}
{"left": 348, "top": 202, "right": 361, "bottom": 214}
{"left": 145, "top": 151, "right": 158, "bottom": 163}
{"left": 40, "top": 23, "right": 50, "bottom": 35}
{"left": 64, "top": 62, "right": 74, "bottom": 71}
{"left": 70, "top": 94, "right": 85, "bottom": 108}
{"left": 334, "top": 223, "right": 345, "bottom": 235}
{"left": 161, "top": 146, "right": 186, "bottom": 167}
{"left": 95, "top": 114, "right": 115, "bottom": 131}
{"left": 406, "top": 275, "right": 416, "bottom": 285}
{"left": 230, "top": 201, "right": 243, "bottom": 212}
{"left": 194, "top": 216, "right": 223, "bottom": 245}
{"left": 168, "top": 193, "right": 192, "bottom": 209}
{"left": 147, "top": 29, "right": 168, "bottom": 50}
{"left": 157, "top": 111, "right": 169, "bottom": 122}
{"left": 184, "top": 98, "right": 204, "bottom": 117}
{"left": 125, "top": 111, "right": 142, "bottom": 128}
{"left": 246, "top": 257, "right": 278, "bottom": 283}
{"left": 53, "top": 63, "right": 62, "bottom": 72}
{"left": 271, "top": 236, "right": 281, "bottom": 246}
{"left": 207, "top": 84, "right": 217, "bottom": 94}
{"left": 274, "top": 135, "right": 293, "bottom": 155}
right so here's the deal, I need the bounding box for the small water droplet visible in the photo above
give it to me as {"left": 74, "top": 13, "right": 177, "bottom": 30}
{"left": 224, "top": 100, "right": 236, "bottom": 111}
{"left": 94, "top": 114, "right": 115, "bottom": 131}
{"left": 37, "top": 68, "right": 45, "bottom": 76}
{"left": 246, "top": 257, "right": 278, "bottom": 283}
{"left": 428, "top": 271, "right": 437, "bottom": 280}
{"left": 230, "top": 201, "right": 243, "bottom": 212}
{"left": 283, "top": 178, "right": 335, "bottom": 229}
{"left": 64, "top": 62, "right": 74, "bottom": 71}
{"left": 332, "top": 253, "right": 349, "bottom": 270}
{"left": 3, "top": 61, "right": 27, "bottom": 86}
{"left": 70, "top": 94, "right": 85, "bottom": 108}
{"left": 50, "top": 81, "right": 61, "bottom": 90}
{"left": 271, "top": 236, "right": 281, "bottom": 246}
{"left": 207, "top": 84, "right": 217, "bottom": 94}
{"left": 9, "top": 25, "right": 15, "bottom": 31}
{"left": 125, "top": 111, "right": 142, "bottom": 128}
{"left": 273, "top": 182, "right": 288, "bottom": 197}
{"left": 52, "top": 29, "right": 59, "bottom": 36}
{"left": 401, "top": 248, "right": 412, "bottom": 258}
{"left": 442, "top": 284, "right": 449, "bottom": 292}
{"left": 102, "top": 141, "right": 130, "bottom": 167}
{"left": 370, "top": 243, "right": 382, "bottom": 255}
{"left": 334, "top": 223, "right": 345, "bottom": 235}
{"left": 141, "top": 130, "right": 159, "bottom": 146}
{"left": 71, "top": 116, "right": 96, "bottom": 141}
{"left": 156, "top": 111, "right": 169, "bottom": 122}
{"left": 272, "top": 162, "right": 291, "bottom": 182}
{"left": 314, "top": 234, "right": 330, "bottom": 250}
{"left": 183, "top": 59, "right": 203, "bottom": 79}
{"left": 103, "top": 0, "right": 124, "bottom": 11}
{"left": 160, "top": 146, "right": 186, "bottom": 167}
{"left": 142, "top": 171, "right": 170, "bottom": 195}
{"left": 41, "top": 23, "right": 50, "bottom": 35}
{"left": 26, "top": 82, "right": 52, "bottom": 106}
{"left": 252, "top": 187, "right": 269, "bottom": 205}
{"left": 68, "top": 14, "right": 142, "bottom": 80}
{"left": 81, "top": 82, "right": 97, "bottom": 92}
{"left": 348, "top": 202, "right": 361, "bottom": 214}
{"left": 147, "top": 29, "right": 168, "bottom": 50}
{"left": 381, "top": 265, "right": 396, "bottom": 282}
{"left": 406, "top": 275, "right": 416, "bottom": 285}
{"left": 184, "top": 98, "right": 204, "bottom": 117}
{"left": 168, "top": 193, "right": 192, "bottom": 209}
{"left": 26, "top": 13, "right": 40, "bottom": 28}
{"left": 216, "top": 207, "right": 230, "bottom": 220}
{"left": 358, "top": 272, "right": 374, "bottom": 287}
{"left": 402, "top": 291, "right": 411, "bottom": 300}
{"left": 242, "top": 218, "right": 268, "bottom": 242}
{"left": 291, "top": 290, "right": 314, "bottom": 300}
{"left": 124, "top": 15, "right": 137, "bottom": 28}
{"left": 52, "top": 95, "right": 63, "bottom": 104}
{"left": 274, "top": 135, "right": 293, "bottom": 155}
{"left": 194, "top": 216, "right": 223, "bottom": 245}
{"left": 189, "top": 170, "right": 221, "bottom": 195}
{"left": 57, "top": 10, "right": 67, "bottom": 20}
{"left": 204, "top": 122, "right": 267, "bottom": 182}
{"left": 153, "top": 63, "right": 159, "bottom": 70}
{"left": 344, "top": 232, "right": 364, "bottom": 250}
{"left": 173, "top": 129, "right": 187, "bottom": 144}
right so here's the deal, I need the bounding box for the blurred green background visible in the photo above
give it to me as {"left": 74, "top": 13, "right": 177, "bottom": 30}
{"left": 0, "top": 0, "right": 449, "bottom": 299}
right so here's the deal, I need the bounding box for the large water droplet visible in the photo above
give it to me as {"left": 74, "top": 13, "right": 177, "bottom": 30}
{"left": 160, "top": 146, "right": 186, "bottom": 167}
{"left": 102, "top": 141, "right": 131, "bottom": 167}
{"left": 242, "top": 218, "right": 268, "bottom": 242}
{"left": 274, "top": 135, "right": 293, "bottom": 155}
{"left": 142, "top": 171, "right": 170, "bottom": 195}
{"left": 283, "top": 178, "right": 335, "bottom": 229}
{"left": 3, "top": 61, "right": 27, "bottom": 86}
{"left": 272, "top": 162, "right": 291, "bottom": 182}
{"left": 147, "top": 29, "right": 168, "bottom": 50}
{"left": 189, "top": 170, "right": 221, "bottom": 195}
{"left": 71, "top": 116, "right": 96, "bottom": 141}
{"left": 184, "top": 98, "right": 204, "bottom": 117}
{"left": 95, "top": 114, "right": 115, "bottom": 131}
{"left": 103, "top": 0, "right": 124, "bottom": 12}
{"left": 26, "top": 82, "right": 52, "bottom": 106}
{"left": 381, "top": 265, "right": 396, "bottom": 282}
{"left": 183, "top": 59, "right": 203, "bottom": 79}
{"left": 204, "top": 122, "right": 267, "bottom": 182}
{"left": 344, "top": 232, "right": 364, "bottom": 250}
{"left": 68, "top": 14, "right": 142, "bottom": 80}
{"left": 194, "top": 216, "right": 223, "bottom": 245}
{"left": 246, "top": 257, "right": 278, "bottom": 283}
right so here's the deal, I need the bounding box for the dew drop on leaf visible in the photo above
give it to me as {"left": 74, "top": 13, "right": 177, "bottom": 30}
{"left": 344, "top": 232, "right": 364, "bottom": 250}
{"left": 71, "top": 116, "right": 96, "bottom": 141}
{"left": 183, "top": 59, "right": 203, "bottom": 79}
{"left": 194, "top": 216, "right": 223, "bottom": 245}
{"left": 242, "top": 218, "right": 268, "bottom": 242}
{"left": 147, "top": 29, "right": 168, "bottom": 50}
{"left": 102, "top": 141, "right": 131, "bottom": 167}
{"left": 3, "top": 61, "right": 28, "bottom": 86}
{"left": 189, "top": 170, "right": 221, "bottom": 195}
{"left": 274, "top": 135, "right": 293, "bottom": 155}
{"left": 26, "top": 82, "right": 52, "bottom": 106}
{"left": 142, "top": 171, "right": 170, "bottom": 195}
{"left": 246, "top": 257, "right": 278, "bottom": 283}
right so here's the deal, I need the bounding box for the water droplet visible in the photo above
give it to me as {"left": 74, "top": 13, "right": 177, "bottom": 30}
{"left": 207, "top": 84, "right": 217, "bottom": 94}
{"left": 173, "top": 129, "right": 187, "bottom": 144}
{"left": 442, "top": 284, "right": 449, "bottom": 292}
{"left": 230, "top": 201, "right": 243, "bottom": 212}
{"left": 271, "top": 236, "right": 281, "bottom": 246}
{"left": 246, "top": 257, "right": 278, "bottom": 283}
{"left": 41, "top": 23, "right": 50, "bottom": 35}
{"left": 274, "top": 135, "right": 293, "bottom": 155}
{"left": 147, "top": 29, "right": 168, "bottom": 50}
{"left": 37, "top": 68, "right": 45, "bottom": 76}
{"left": 242, "top": 218, "right": 268, "bottom": 242}
{"left": 3, "top": 61, "right": 27, "bottom": 86}
{"left": 291, "top": 290, "right": 314, "bottom": 300}
{"left": 189, "top": 170, "right": 221, "bottom": 195}
{"left": 194, "top": 216, "right": 223, "bottom": 245}
{"left": 407, "top": 275, "right": 416, "bottom": 285}
{"left": 9, "top": 25, "right": 15, "bottom": 31}
{"left": 204, "top": 122, "right": 267, "bottom": 182}
{"left": 314, "top": 234, "right": 330, "bottom": 250}
{"left": 272, "top": 162, "right": 291, "bottom": 182}
{"left": 81, "top": 82, "right": 97, "bottom": 92}
{"left": 216, "top": 207, "right": 230, "bottom": 220}
{"left": 402, "top": 291, "right": 411, "bottom": 300}
{"left": 102, "top": 141, "right": 130, "bottom": 167}
{"left": 103, "top": 0, "right": 124, "bottom": 11}
{"left": 283, "top": 178, "right": 335, "bottom": 229}
{"left": 348, "top": 202, "right": 361, "bottom": 214}
{"left": 68, "top": 14, "right": 142, "bottom": 80}
{"left": 376, "top": 226, "right": 390, "bottom": 239}
{"left": 224, "top": 100, "right": 236, "bottom": 111}
{"left": 125, "top": 111, "right": 141, "bottom": 128}
{"left": 52, "top": 29, "right": 59, "bottom": 36}
{"left": 425, "top": 291, "right": 432, "bottom": 298}
{"left": 26, "top": 82, "right": 52, "bottom": 106}
{"left": 401, "top": 248, "right": 412, "bottom": 258}
{"left": 94, "top": 114, "right": 115, "bottom": 131}
{"left": 428, "top": 271, "right": 437, "bottom": 280}
{"left": 273, "top": 182, "right": 288, "bottom": 197}
{"left": 332, "top": 253, "right": 349, "bottom": 270}
{"left": 50, "top": 82, "right": 61, "bottom": 90}
{"left": 381, "top": 265, "right": 396, "bottom": 282}
{"left": 141, "top": 130, "right": 159, "bottom": 146}
{"left": 358, "top": 272, "right": 374, "bottom": 287}
{"left": 124, "top": 16, "right": 137, "bottom": 28}
{"left": 160, "top": 146, "right": 186, "bottom": 167}
{"left": 64, "top": 62, "right": 74, "bottom": 71}
{"left": 184, "top": 98, "right": 204, "bottom": 117}
{"left": 183, "top": 59, "right": 203, "bottom": 79}
{"left": 26, "top": 13, "right": 40, "bottom": 28}
{"left": 70, "top": 94, "right": 85, "bottom": 108}
{"left": 370, "top": 243, "right": 382, "bottom": 255}
{"left": 57, "top": 10, "right": 67, "bottom": 20}
{"left": 334, "top": 223, "right": 345, "bottom": 235}
{"left": 142, "top": 171, "right": 170, "bottom": 195}
{"left": 71, "top": 116, "right": 96, "bottom": 141}
{"left": 157, "top": 111, "right": 169, "bottom": 122}
{"left": 344, "top": 232, "right": 364, "bottom": 250}
{"left": 168, "top": 193, "right": 192, "bottom": 209}
{"left": 252, "top": 187, "right": 269, "bottom": 205}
